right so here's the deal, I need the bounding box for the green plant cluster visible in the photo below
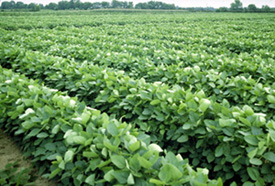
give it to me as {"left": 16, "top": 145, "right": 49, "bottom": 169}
{"left": 0, "top": 162, "right": 35, "bottom": 186}
{"left": 0, "top": 12, "right": 275, "bottom": 185}
{"left": 1, "top": 43, "right": 275, "bottom": 120}
{"left": 1, "top": 42, "right": 275, "bottom": 184}
{"left": 0, "top": 12, "right": 274, "bottom": 31}
{"left": 0, "top": 67, "right": 221, "bottom": 185}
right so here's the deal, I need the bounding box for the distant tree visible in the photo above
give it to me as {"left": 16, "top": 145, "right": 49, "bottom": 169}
{"left": 28, "top": 3, "right": 40, "bottom": 11}
{"left": 112, "top": 0, "right": 122, "bottom": 8}
{"left": 216, "top": 7, "right": 228, "bottom": 12}
{"left": 69, "top": 0, "right": 75, "bottom": 9}
{"left": 135, "top": 3, "right": 149, "bottom": 9}
{"left": 15, "top": 1, "right": 27, "bottom": 9}
{"left": 74, "top": 0, "right": 82, "bottom": 9}
{"left": 135, "top": 1, "right": 175, "bottom": 9}
{"left": 261, "top": 5, "right": 271, "bottom": 12}
{"left": 91, "top": 2, "right": 102, "bottom": 9}
{"left": 247, "top": 4, "right": 257, "bottom": 12}
{"left": 127, "top": 2, "right": 133, "bottom": 8}
{"left": 28, "top": 3, "right": 36, "bottom": 9}
{"left": 101, "top": 2, "right": 110, "bottom": 8}
{"left": 58, "top": 1, "right": 70, "bottom": 10}
{"left": 1, "top": 1, "right": 15, "bottom": 9}
{"left": 230, "top": 0, "right": 243, "bottom": 12}
{"left": 45, "top": 2, "right": 58, "bottom": 10}
{"left": 81, "top": 2, "right": 92, "bottom": 10}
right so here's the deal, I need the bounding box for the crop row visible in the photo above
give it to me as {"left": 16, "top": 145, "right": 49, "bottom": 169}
{"left": 1, "top": 22, "right": 274, "bottom": 83}
{"left": 1, "top": 44, "right": 275, "bottom": 120}
{"left": 1, "top": 12, "right": 274, "bottom": 30}
{"left": 2, "top": 20, "right": 273, "bottom": 58}
{"left": 1, "top": 46, "right": 275, "bottom": 184}
{"left": 0, "top": 66, "right": 223, "bottom": 185}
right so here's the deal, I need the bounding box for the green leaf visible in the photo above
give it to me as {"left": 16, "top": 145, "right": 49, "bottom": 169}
{"left": 104, "top": 170, "right": 114, "bottom": 182}
{"left": 249, "top": 158, "right": 262, "bottom": 165}
{"left": 51, "top": 125, "right": 60, "bottom": 134}
{"left": 81, "top": 112, "right": 91, "bottom": 125}
{"left": 111, "top": 155, "right": 126, "bottom": 169}
{"left": 22, "top": 121, "right": 35, "bottom": 130}
{"left": 244, "top": 135, "right": 258, "bottom": 146}
{"left": 243, "top": 181, "right": 254, "bottom": 186}
{"left": 138, "top": 156, "right": 153, "bottom": 169}
{"left": 83, "top": 151, "right": 98, "bottom": 158}
{"left": 49, "top": 168, "right": 61, "bottom": 179}
{"left": 150, "top": 100, "right": 161, "bottom": 105}
{"left": 64, "top": 150, "right": 74, "bottom": 162}
{"left": 103, "top": 138, "right": 118, "bottom": 151}
{"left": 73, "top": 136, "right": 86, "bottom": 145}
{"left": 127, "top": 173, "right": 135, "bottom": 185}
{"left": 129, "top": 141, "right": 140, "bottom": 152}
{"left": 129, "top": 154, "right": 141, "bottom": 171}
{"left": 269, "top": 129, "right": 275, "bottom": 142}
{"left": 219, "top": 119, "right": 235, "bottom": 127}
{"left": 177, "top": 135, "right": 188, "bottom": 143}
{"left": 156, "top": 113, "right": 165, "bottom": 121}
{"left": 263, "top": 152, "right": 275, "bottom": 162}
{"left": 85, "top": 174, "right": 95, "bottom": 185}
{"left": 267, "top": 95, "right": 275, "bottom": 104}
{"left": 247, "top": 148, "right": 257, "bottom": 159}
{"left": 232, "top": 163, "right": 241, "bottom": 171}
{"left": 37, "top": 132, "right": 48, "bottom": 138}
{"left": 247, "top": 167, "right": 260, "bottom": 181}
{"left": 182, "top": 123, "right": 191, "bottom": 130}
{"left": 243, "top": 105, "right": 254, "bottom": 116}
{"left": 215, "top": 145, "right": 223, "bottom": 157}
{"left": 45, "top": 143, "right": 56, "bottom": 151}
{"left": 158, "top": 163, "right": 183, "bottom": 183}
{"left": 27, "top": 128, "right": 40, "bottom": 137}
{"left": 199, "top": 99, "right": 211, "bottom": 112}
{"left": 148, "top": 143, "right": 163, "bottom": 152}
{"left": 58, "top": 160, "right": 65, "bottom": 170}
{"left": 107, "top": 122, "right": 119, "bottom": 136}
{"left": 149, "top": 179, "right": 166, "bottom": 185}
{"left": 140, "top": 91, "right": 151, "bottom": 100}
{"left": 111, "top": 170, "right": 128, "bottom": 184}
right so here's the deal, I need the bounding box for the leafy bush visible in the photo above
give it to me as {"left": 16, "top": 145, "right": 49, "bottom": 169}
{"left": 0, "top": 67, "right": 220, "bottom": 185}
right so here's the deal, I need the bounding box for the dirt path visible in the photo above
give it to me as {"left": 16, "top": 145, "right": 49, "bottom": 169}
{"left": 0, "top": 129, "right": 56, "bottom": 186}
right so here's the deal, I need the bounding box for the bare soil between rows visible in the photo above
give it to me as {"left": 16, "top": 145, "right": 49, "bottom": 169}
{"left": 0, "top": 129, "right": 56, "bottom": 186}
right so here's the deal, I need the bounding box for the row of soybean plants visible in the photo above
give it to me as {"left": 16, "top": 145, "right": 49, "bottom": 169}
{"left": 0, "top": 67, "right": 220, "bottom": 185}
{"left": 2, "top": 18, "right": 273, "bottom": 60}
{"left": 1, "top": 44, "right": 275, "bottom": 184}
{"left": 1, "top": 43, "right": 275, "bottom": 118}
{"left": 1, "top": 12, "right": 271, "bottom": 30}
{"left": 1, "top": 35, "right": 275, "bottom": 117}
{"left": 0, "top": 11, "right": 205, "bottom": 31}
{"left": 2, "top": 17, "right": 274, "bottom": 60}
{"left": 1, "top": 24, "right": 274, "bottom": 83}
{"left": 5, "top": 12, "right": 275, "bottom": 31}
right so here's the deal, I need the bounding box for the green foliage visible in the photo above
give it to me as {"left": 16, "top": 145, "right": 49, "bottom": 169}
{"left": 0, "top": 67, "right": 218, "bottom": 185}
{"left": 0, "top": 12, "right": 275, "bottom": 185}
{"left": 0, "top": 162, "right": 35, "bottom": 186}
{"left": 230, "top": 0, "right": 243, "bottom": 12}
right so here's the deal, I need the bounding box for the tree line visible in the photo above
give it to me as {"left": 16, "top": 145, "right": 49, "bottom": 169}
{"left": 0, "top": 0, "right": 273, "bottom": 12}
{"left": 0, "top": 0, "right": 176, "bottom": 11}
{"left": 216, "top": 0, "right": 273, "bottom": 12}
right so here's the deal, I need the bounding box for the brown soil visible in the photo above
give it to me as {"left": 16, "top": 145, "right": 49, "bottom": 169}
{"left": 0, "top": 129, "right": 57, "bottom": 186}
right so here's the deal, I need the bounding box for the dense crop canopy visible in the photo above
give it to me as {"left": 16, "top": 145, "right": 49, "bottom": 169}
{"left": 0, "top": 11, "right": 275, "bottom": 185}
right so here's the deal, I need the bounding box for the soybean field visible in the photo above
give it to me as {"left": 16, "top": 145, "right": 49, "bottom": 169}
{"left": 0, "top": 11, "right": 275, "bottom": 185}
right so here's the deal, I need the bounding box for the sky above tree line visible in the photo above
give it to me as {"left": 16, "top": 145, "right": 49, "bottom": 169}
{"left": 1, "top": 0, "right": 274, "bottom": 8}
